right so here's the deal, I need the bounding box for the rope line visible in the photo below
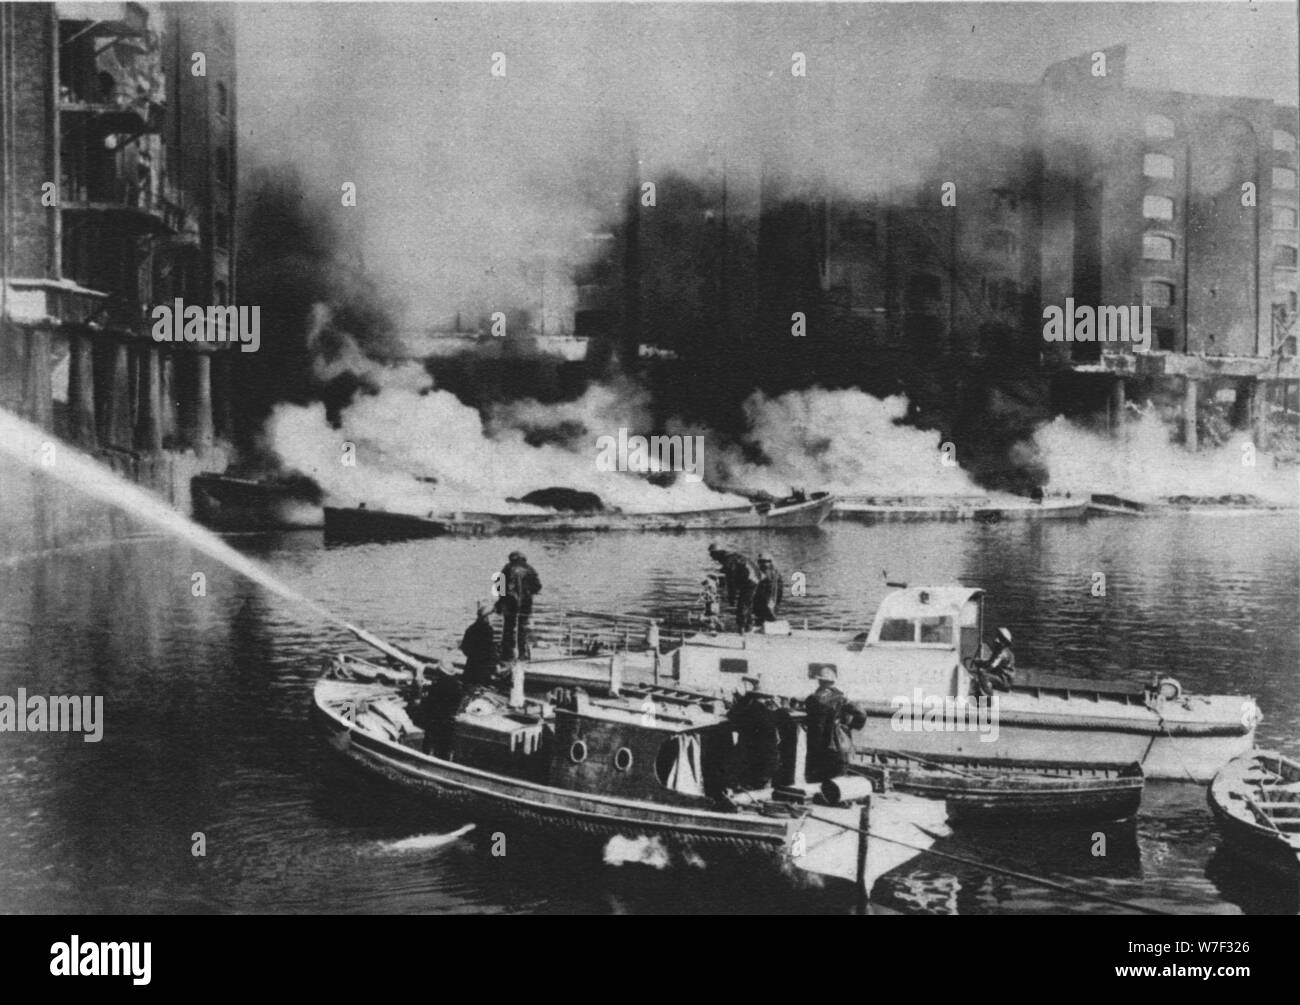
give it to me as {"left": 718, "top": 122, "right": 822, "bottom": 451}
{"left": 806, "top": 812, "right": 1174, "bottom": 916}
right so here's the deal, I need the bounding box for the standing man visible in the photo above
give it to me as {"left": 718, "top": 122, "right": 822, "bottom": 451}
{"left": 419, "top": 663, "right": 464, "bottom": 759}
{"left": 726, "top": 675, "right": 782, "bottom": 791}
{"left": 708, "top": 543, "right": 760, "bottom": 634}
{"left": 753, "top": 552, "right": 784, "bottom": 625}
{"left": 496, "top": 551, "right": 542, "bottom": 661}
{"left": 460, "top": 599, "right": 500, "bottom": 688}
{"left": 803, "top": 666, "right": 866, "bottom": 783}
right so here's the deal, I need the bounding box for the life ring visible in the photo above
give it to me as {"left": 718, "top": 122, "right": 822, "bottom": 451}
{"left": 1156, "top": 677, "right": 1182, "bottom": 701}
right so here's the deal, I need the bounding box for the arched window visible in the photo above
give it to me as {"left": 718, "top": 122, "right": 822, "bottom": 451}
{"left": 1143, "top": 195, "right": 1174, "bottom": 221}
{"left": 1144, "top": 153, "right": 1175, "bottom": 179}
{"left": 1145, "top": 115, "right": 1176, "bottom": 140}
{"left": 1276, "top": 207, "right": 1299, "bottom": 230}
{"left": 215, "top": 82, "right": 228, "bottom": 117}
{"left": 214, "top": 212, "right": 230, "bottom": 250}
{"left": 1275, "top": 168, "right": 1298, "bottom": 190}
{"left": 1143, "top": 234, "right": 1174, "bottom": 261}
{"left": 214, "top": 280, "right": 228, "bottom": 304}
{"left": 1142, "top": 280, "right": 1175, "bottom": 308}
{"left": 1274, "top": 130, "right": 1297, "bottom": 153}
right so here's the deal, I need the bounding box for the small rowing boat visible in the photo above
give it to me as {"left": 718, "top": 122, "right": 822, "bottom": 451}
{"left": 1207, "top": 749, "right": 1300, "bottom": 878}
{"left": 312, "top": 649, "right": 948, "bottom": 900}
{"left": 851, "top": 751, "right": 1144, "bottom": 824}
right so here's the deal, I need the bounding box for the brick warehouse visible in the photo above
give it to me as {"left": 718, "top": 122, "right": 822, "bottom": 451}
{"left": 815, "top": 46, "right": 1300, "bottom": 450}
{"left": 0, "top": 2, "right": 236, "bottom": 551}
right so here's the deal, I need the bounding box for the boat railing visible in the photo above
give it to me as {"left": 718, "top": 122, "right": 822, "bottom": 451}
{"left": 528, "top": 609, "right": 706, "bottom": 658}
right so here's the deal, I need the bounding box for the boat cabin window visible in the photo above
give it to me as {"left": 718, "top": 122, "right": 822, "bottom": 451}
{"left": 918, "top": 617, "right": 952, "bottom": 645}
{"left": 719, "top": 658, "right": 749, "bottom": 674}
{"left": 878, "top": 616, "right": 954, "bottom": 646}
{"left": 879, "top": 618, "right": 914, "bottom": 642}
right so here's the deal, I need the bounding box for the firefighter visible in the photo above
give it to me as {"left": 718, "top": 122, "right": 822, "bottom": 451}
{"left": 753, "top": 553, "right": 783, "bottom": 624}
{"left": 459, "top": 598, "right": 500, "bottom": 688}
{"left": 803, "top": 666, "right": 866, "bottom": 783}
{"left": 708, "top": 543, "right": 760, "bottom": 634}
{"left": 971, "top": 626, "right": 1016, "bottom": 696}
{"left": 495, "top": 551, "right": 541, "bottom": 661}
{"left": 726, "top": 675, "right": 782, "bottom": 790}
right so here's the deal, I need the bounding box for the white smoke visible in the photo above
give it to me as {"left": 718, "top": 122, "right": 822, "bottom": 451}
{"left": 704, "top": 387, "right": 983, "bottom": 496}
{"left": 1021, "top": 411, "right": 1299, "bottom": 505}
{"left": 267, "top": 341, "right": 745, "bottom": 514}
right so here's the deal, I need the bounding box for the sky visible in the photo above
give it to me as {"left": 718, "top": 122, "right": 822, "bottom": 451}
{"left": 234, "top": 2, "right": 1300, "bottom": 326}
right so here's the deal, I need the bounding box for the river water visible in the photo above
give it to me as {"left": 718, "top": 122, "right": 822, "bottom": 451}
{"left": 1, "top": 515, "right": 1296, "bottom": 914}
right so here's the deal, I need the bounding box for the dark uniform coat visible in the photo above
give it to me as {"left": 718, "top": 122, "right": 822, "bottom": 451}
{"left": 804, "top": 684, "right": 866, "bottom": 783}
{"left": 460, "top": 616, "right": 499, "bottom": 688}
{"left": 754, "top": 564, "right": 784, "bottom": 623}
{"left": 727, "top": 692, "right": 782, "bottom": 790}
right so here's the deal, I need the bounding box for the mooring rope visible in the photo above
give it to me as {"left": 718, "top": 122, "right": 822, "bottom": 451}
{"left": 806, "top": 812, "right": 1174, "bottom": 916}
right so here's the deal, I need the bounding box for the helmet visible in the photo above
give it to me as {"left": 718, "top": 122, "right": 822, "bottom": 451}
{"left": 508, "top": 551, "right": 526, "bottom": 563}
{"left": 996, "top": 627, "right": 1013, "bottom": 645}
{"left": 757, "top": 552, "right": 774, "bottom": 564}
{"left": 815, "top": 665, "right": 838, "bottom": 683}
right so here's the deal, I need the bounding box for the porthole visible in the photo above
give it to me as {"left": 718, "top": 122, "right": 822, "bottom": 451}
{"left": 569, "top": 740, "right": 587, "bottom": 763}
{"left": 613, "top": 747, "right": 634, "bottom": 772}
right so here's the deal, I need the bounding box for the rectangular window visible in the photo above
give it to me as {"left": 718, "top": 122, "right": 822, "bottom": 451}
{"left": 1143, "top": 195, "right": 1174, "bottom": 221}
{"left": 1143, "top": 281, "right": 1175, "bottom": 308}
{"left": 878, "top": 619, "right": 914, "bottom": 642}
{"left": 917, "top": 617, "right": 953, "bottom": 645}
{"left": 1143, "top": 154, "right": 1175, "bottom": 179}
{"left": 1143, "top": 234, "right": 1174, "bottom": 260}
{"left": 1276, "top": 207, "right": 1299, "bottom": 230}
{"left": 719, "top": 658, "right": 749, "bottom": 675}
{"left": 1145, "top": 115, "right": 1176, "bottom": 140}
{"left": 1275, "top": 168, "right": 1298, "bottom": 190}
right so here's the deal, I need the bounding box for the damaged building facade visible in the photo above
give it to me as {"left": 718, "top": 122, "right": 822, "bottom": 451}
{"left": 0, "top": 2, "right": 236, "bottom": 551}
{"left": 806, "top": 46, "right": 1300, "bottom": 451}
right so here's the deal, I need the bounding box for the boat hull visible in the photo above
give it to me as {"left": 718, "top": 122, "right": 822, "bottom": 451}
{"left": 832, "top": 496, "right": 1088, "bottom": 524}
{"left": 192, "top": 474, "right": 324, "bottom": 530}
{"left": 853, "top": 753, "right": 1143, "bottom": 823}
{"left": 311, "top": 677, "right": 943, "bottom": 893}
{"left": 852, "top": 700, "right": 1250, "bottom": 783}
{"left": 323, "top": 507, "right": 455, "bottom": 542}
{"left": 324, "top": 493, "right": 835, "bottom": 541}
{"left": 1208, "top": 750, "right": 1300, "bottom": 878}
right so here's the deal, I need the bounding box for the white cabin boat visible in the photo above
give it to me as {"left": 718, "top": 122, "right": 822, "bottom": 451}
{"left": 671, "top": 586, "right": 1258, "bottom": 782}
